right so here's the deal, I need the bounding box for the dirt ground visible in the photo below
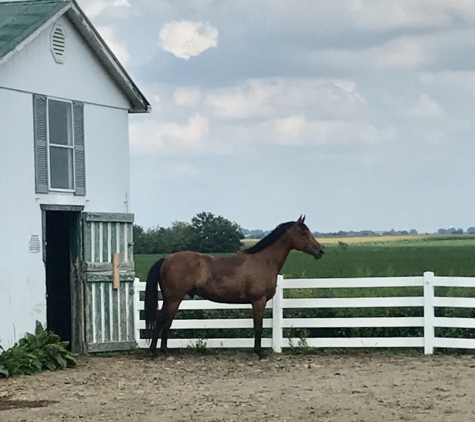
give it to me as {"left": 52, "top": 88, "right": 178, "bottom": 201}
{"left": 1, "top": 351, "right": 475, "bottom": 421}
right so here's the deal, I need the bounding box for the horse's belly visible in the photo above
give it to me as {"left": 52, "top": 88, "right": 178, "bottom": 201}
{"left": 195, "top": 287, "right": 251, "bottom": 304}
{"left": 195, "top": 273, "right": 275, "bottom": 304}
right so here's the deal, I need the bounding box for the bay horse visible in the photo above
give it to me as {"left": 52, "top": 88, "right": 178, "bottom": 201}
{"left": 144, "top": 215, "right": 324, "bottom": 359}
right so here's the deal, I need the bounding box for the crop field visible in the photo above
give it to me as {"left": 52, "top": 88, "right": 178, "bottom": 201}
{"left": 241, "top": 234, "right": 427, "bottom": 246}
{"left": 134, "top": 234, "right": 475, "bottom": 340}
{"left": 134, "top": 235, "right": 475, "bottom": 281}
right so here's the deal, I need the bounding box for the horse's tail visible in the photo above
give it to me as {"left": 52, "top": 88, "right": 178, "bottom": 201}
{"left": 144, "top": 258, "right": 165, "bottom": 336}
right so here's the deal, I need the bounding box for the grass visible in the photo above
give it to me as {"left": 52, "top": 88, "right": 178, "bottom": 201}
{"left": 134, "top": 234, "right": 475, "bottom": 281}
{"left": 134, "top": 235, "right": 475, "bottom": 343}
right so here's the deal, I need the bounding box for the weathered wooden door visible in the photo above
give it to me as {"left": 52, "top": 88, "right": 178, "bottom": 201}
{"left": 83, "top": 212, "right": 137, "bottom": 352}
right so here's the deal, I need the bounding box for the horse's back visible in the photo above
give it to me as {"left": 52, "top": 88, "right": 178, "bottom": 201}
{"left": 160, "top": 250, "right": 278, "bottom": 304}
{"left": 161, "top": 251, "right": 212, "bottom": 287}
{"left": 160, "top": 251, "right": 248, "bottom": 299}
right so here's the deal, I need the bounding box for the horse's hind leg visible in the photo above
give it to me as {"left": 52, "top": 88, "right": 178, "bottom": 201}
{"left": 150, "top": 310, "right": 166, "bottom": 358}
{"left": 160, "top": 299, "right": 181, "bottom": 356}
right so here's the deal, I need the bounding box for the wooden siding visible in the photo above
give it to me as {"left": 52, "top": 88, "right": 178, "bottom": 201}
{"left": 86, "top": 280, "right": 135, "bottom": 352}
{"left": 84, "top": 212, "right": 136, "bottom": 352}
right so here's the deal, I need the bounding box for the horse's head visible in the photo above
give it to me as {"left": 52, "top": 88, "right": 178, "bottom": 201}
{"left": 287, "top": 215, "right": 325, "bottom": 259}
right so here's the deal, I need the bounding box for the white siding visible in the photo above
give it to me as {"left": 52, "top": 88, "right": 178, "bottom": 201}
{"left": 0, "top": 90, "right": 46, "bottom": 347}
{"left": 82, "top": 104, "right": 131, "bottom": 212}
{"left": 0, "top": 15, "right": 130, "bottom": 110}
{"left": 0, "top": 14, "right": 134, "bottom": 346}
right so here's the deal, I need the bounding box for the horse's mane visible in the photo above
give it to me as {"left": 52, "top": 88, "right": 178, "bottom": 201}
{"left": 243, "top": 220, "right": 309, "bottom": 254}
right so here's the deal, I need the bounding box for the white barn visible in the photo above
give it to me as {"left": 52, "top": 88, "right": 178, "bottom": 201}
{"left": 0, "top": 0, "right": 150, "bottom": 353}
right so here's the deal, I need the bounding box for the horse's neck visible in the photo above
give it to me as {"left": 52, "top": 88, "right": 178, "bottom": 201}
{"left": 256, "top": 239, "right": 293, "bottom": 274}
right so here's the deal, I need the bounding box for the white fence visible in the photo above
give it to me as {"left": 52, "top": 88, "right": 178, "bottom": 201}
{"left": 133, "top": 272, "right": 475, "bottom": 354}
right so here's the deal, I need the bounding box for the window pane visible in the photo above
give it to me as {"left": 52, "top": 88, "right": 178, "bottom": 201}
{"left": 48, "top": 100, "right": 72, "bottom": 146}
{"left": 50, "top": 146, "right": 74, "bottom": 189}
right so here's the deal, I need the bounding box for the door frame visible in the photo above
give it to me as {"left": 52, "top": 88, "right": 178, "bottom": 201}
{"left": 41, "top": 204, "right": 86, "bottom": 354}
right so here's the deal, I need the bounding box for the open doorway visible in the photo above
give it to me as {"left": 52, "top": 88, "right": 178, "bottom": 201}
{"left": 43, "top": 208, "right": 83, "bottom": 351}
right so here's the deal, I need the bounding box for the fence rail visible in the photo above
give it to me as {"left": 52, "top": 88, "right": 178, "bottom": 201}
{"left": 133, "top": 272, "right": 475, "bottom": 354}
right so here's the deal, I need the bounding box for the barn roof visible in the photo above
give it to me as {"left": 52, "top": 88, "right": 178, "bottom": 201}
{"left": 0, "top": 0, "right": 151, "bottom": 113}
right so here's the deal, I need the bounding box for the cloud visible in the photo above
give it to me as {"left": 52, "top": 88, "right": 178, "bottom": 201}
{"left": 73, "top": 0, "right": 475, "bottom": 234}
{"left": 420, "top": 70, "right": 475, "bottom": 100}
{"left": 174, "top": 86, "right": 202, "bottom": 106}
{"left": 129, "top": 77, "right": 375, "bottom": 157}
{"left": 375, "top": 36, "right": 433, "bottom": 70}
{"left": 96, "top": 26, "right": 131, "bottom": 66}
{"left": 81, "top": 0, "right": 130, "bottom": 19}
{"left": 348, "top": 0, "right": 453, "bottom": 32}
{"left": 271, "top": 116, "right": 391, "bottom": 146}
{"left": 314, "top": 34, "right": 437, "bottom": 73}
{"left": 205, "top": 78, "right": 367, "bottom": 120}
{"left": 206, "top": 79, "right": 280, "bottom": 119}
{"left": 400, "top": 94, "right": 445, "bottom": 119}
{"left": 274, "top": 115, "right": 306, "bottom": 140}
{"left": 130, "top": 113, "right": 210, "bottom": 155}
{"left": 159, "top": 21, "right": 218, "bottom": 59}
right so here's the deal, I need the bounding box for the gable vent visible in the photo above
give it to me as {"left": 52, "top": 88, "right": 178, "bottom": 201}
{"left": 51, "top": 25, "right": 67, "bottom": 64}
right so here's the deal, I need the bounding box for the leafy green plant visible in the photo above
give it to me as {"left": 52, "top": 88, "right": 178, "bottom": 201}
{"left": 186, "top": 338, "right": 210, "bottom": 354}
{"left": 287, "top": 327, "right": 311, "bottom": 354}
{"left": 0, "top": 321, "right": 77, "bottom": 378}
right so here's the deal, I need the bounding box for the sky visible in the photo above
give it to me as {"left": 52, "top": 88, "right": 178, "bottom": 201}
{"left": 76, "top": 0, "right": 475, "bottom": 234}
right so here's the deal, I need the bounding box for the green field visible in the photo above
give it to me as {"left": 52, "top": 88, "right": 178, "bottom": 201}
{"left": 134, "top": 235, "right": 475, "bottom": 342}
{"left": 134, "top": 235, "right": 475, "bottom": 281}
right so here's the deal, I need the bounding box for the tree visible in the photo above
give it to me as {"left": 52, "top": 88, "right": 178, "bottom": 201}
{"left": 144, "top": 226, "right": 167, "bottom": 254}
{"left": 467, "top": 227, "right": 475, "bottom": 234}
{"left": 166, "top": 221, "right": 193, "bottom": 252}
{"left": 133, "top": 224, "right": 147, "bottom": 254}
{"left": 142, "top": 222, "right": 193, "bottom": 254}
{"left": 189, "top": 212, "right": 244, "bottom": 253}
{"left": 133, "top": 225, "right": 172, "bottom": 254}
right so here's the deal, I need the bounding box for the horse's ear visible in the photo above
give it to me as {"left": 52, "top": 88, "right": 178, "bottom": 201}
{"left": 296, "top": 215, "right": 305, "bottom": 224}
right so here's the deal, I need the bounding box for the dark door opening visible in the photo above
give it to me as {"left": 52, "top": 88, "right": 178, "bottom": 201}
{"left": 44, "top": 210, "right": 80, "bottom": 349}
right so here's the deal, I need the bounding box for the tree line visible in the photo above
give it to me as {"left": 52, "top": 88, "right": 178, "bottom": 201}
{"left": 438, "top": 227, "right": 475, "bottom": 235}
{"left": 133, "top": 212, "right": 244, "bottom": 254}
{"left": 133, "top": 211, "right": 475, "bottom": 255}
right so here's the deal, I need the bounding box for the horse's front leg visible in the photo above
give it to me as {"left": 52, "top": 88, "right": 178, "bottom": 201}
{"left": 251, "top": 297, "right": 268, "bottom": 359}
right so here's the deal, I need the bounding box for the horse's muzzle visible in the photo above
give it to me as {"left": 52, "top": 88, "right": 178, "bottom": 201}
{"left": 312, "top": 247, "right": 325, "bottom": 260}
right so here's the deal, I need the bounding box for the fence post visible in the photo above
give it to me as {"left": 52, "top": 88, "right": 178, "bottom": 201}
{"left": 272, "top": 275, "right": 284, "bottom": 353}
{"left": 133, "top": 277, "right": 141, "bottom": 346}
{"left": 423, "top": 271, "right": 435, "bottom": 355}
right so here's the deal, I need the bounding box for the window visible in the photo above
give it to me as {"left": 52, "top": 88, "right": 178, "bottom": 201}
{"left": 48, "top": 99, "right": 74, "bottom": 190}
{"left": 33, "top": 94, "right": 85, "bottom": 195}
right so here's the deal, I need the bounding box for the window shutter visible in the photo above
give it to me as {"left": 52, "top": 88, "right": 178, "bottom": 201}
{"left": 74, "top": 101, "right": 86, "bottom": 196}
{"left": 33, "top": 94, "right": 49, "bottom": 194}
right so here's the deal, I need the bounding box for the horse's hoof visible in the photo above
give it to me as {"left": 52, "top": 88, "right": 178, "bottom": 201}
{"left": 255, "top": 350, "right": 268, "bottom": 360}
